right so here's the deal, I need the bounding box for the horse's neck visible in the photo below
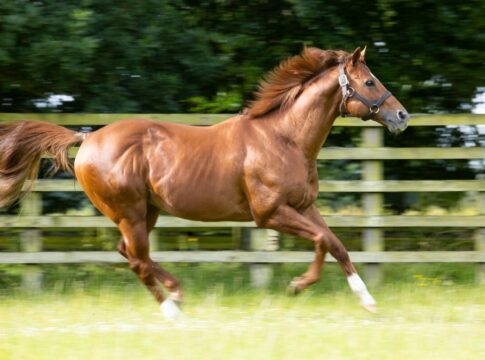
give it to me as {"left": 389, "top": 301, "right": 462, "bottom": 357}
{"left": 279, "top": 68, "right": 341, "bottom": 160}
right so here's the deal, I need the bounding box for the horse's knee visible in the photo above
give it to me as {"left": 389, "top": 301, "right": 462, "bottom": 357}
{"left": 314, "top": 232, "right": 331, "bottom": 251}
{"left": 318, "top": 231, "right": 350, "bottom": 262}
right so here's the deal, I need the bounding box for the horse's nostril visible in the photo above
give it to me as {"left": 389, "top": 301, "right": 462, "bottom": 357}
{"left": 397, "top": 110, "right": 408, "bottom": 121}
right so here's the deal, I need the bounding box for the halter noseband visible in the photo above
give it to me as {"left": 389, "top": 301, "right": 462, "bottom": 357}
{"left": 338, "top": 64, "right": 392, "bottom": 121}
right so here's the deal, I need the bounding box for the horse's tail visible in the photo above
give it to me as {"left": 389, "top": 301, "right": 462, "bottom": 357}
{"left": 0, "top": 120, "right": 84, "bottom": 208}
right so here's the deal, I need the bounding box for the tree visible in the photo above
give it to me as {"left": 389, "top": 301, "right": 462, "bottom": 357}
{"left": 1, "top": 0, "right": 483, "bottom": 113}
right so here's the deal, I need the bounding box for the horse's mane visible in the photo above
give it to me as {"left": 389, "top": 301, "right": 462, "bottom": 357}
{"left": 246, "top": 47, "right": 349, "bottom": 118}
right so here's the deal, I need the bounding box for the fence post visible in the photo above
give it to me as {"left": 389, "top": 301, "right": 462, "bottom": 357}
{"left": 149, "top": 229, "right": 160, "bottom": 251}
{"left": 19, "top": 192, "right": 43, "bottom": 292}
{"left": 361, "top": 127, "right": 384, "bottom": 286}
{"left": 242, "top": 228, "right": 279, "bottom": 287}
{"left": 475, "top": 174, "right": 485, "bottom": 284}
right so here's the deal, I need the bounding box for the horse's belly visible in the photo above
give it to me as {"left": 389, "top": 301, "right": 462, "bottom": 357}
{"left": 149, "top": 181, "right": 253, "bottom": 222}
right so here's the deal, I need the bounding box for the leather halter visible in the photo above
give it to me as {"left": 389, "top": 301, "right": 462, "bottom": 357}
{"left": 338, "top": 64, "right": 392, "bottom": 121}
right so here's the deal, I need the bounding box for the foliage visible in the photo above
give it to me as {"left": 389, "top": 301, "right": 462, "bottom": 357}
{"left": 0, "top": 0, "right": 226, "bottom": 112}
{"left": 0, "top": 0, "right": 484, "bottom": 113}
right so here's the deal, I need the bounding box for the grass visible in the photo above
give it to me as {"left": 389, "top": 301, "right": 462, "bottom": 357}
{"left": 0, "top": 264, "right": 483, "bottom": 359}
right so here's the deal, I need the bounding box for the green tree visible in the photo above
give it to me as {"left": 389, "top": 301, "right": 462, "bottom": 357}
{"left": 1, "top": 0, "right": 484, "bottom": 113}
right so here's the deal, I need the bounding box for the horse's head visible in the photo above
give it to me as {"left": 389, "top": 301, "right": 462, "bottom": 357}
{"left": 339, "top": 47, "right": 409, "bottom": 134}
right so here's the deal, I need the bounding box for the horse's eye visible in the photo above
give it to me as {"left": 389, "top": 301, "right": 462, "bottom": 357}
{"left": 365, "top": 79, "right": 375, "bottom": 87}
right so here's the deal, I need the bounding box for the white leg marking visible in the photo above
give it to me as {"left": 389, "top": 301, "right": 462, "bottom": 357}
{"left": 160, "top": 298, "right": 183, "bottom": 320}
{"left": 347, "top": 273, "right": 376, "bottom": 308}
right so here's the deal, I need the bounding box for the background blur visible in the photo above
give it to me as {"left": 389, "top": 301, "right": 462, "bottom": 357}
{"left": 0, "top": 0, "right": 484, "bottom": 114}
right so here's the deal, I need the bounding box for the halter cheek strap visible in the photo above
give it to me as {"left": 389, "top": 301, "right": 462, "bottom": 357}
{"left": 338, "top": 64, "right": 392, "bottom": 121}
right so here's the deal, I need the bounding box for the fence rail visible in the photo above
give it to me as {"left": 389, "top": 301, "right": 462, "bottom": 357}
{"left": 24, "top": 179, "right": 485, "bottom": 193}
{"left": 2, "top": 251, "right": 484, "bottom": 264}
{"left": 0, "top": 113, "right": 484, "bottom": 286}
{"left": 1, "top": 215, "right": 484, "bottom": 228}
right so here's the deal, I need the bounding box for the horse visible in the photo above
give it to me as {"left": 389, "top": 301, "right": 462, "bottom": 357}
{"left": 0, "top": 47, "right": 408, "bottom": 318}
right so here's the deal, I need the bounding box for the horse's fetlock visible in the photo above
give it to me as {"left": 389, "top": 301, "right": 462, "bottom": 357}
{"left": 164, "top": 278, "right": 180, "bottom": 291}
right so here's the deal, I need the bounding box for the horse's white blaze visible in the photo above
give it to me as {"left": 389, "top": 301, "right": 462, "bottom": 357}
{"left": 347, "top": 273, "right": 376, "bottom": 306}
{"left": 160, "top": 298, "right": 183, "bottom": 320}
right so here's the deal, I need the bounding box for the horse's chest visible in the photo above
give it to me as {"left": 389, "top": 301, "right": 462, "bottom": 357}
{"left": 250, "top": 154, "right": 318, "bottom": 210}
{"left": 285, "top": 177, "right": 318, "bottom": 209}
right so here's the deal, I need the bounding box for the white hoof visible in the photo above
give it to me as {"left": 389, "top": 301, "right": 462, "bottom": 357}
{"left": 160, "top": 298, "right": 183, "bottom": 320}
{"left": 362, "top": 302, "right": 378, "bottom": 314}
{"left": 347, "top": 273, "right": 378, "bottom": 313}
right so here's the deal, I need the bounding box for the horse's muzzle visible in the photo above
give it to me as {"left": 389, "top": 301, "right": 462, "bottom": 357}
{"left": 385, "top": 109, "right": 409, "bottom": 134}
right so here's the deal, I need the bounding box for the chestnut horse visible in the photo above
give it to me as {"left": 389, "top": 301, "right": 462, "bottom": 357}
{"left": 0, "top": 47, "right": 408, "bottom": 317}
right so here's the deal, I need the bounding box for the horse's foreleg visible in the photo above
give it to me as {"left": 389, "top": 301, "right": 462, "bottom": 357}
{"left": 259, "top": 205, "right": 376, "bottom": 312}
{"left": 286, "top": 206, "right": 329, "bottom": 294}
{"left": 317, "top": 217, "right": 377, "bottom": 312}
{"left": 256, "top": 205, "right": 328, "bottom": 293}
{"left": 305, "top": 207, "right": 377, "bottom": 312}
{"left": 287, "top": 241, "right": 326, "bottom": 295}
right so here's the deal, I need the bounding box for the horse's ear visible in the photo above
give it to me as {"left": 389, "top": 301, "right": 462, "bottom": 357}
{"left": 360, "top": 45, "right": 367, "bottom": 62}
{"left": 351, "top": 47, "right": 362, "bottom": 65}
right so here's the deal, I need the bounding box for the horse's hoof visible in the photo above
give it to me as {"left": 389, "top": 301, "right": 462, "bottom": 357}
{"left": 287, "top": 279, "right": 304, "bottom": 296}
{"left": 160, "top": 298, "right": 183, "bottom": 320}
{"left": 361, "top": 302, "right": 378, "bottom": 314}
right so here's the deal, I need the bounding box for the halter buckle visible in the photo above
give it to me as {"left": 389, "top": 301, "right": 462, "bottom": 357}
{"left": 338, "top": 73, "right": 349, "bottom": 87}
{"left": 370, "top": 104, "right": 380, "bottom": 114}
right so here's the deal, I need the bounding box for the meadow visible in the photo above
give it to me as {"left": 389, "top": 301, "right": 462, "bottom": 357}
{"left": 0, "top": 263, "right": 483, "bottom": 360}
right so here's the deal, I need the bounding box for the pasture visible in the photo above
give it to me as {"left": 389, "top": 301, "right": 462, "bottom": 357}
{"left": 0, "top": 264, "right": 483, "bottom": 360}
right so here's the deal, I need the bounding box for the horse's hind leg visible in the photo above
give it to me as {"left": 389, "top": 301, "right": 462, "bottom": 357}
{"left": 117, "top": 217, "right": 164, "bottom": 303}
{"left": 117, "top": 214, "right": 182, "bottom": 319}
{"left": 144, "top": 204, "right": 183, "bottom": 302}
{"left": 117, "top": 204, "right": 183, "bottom": 302}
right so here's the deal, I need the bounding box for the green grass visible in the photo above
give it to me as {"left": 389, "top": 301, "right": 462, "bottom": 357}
{"left": 0, "top": 264, "right": 484, "bottom": 360}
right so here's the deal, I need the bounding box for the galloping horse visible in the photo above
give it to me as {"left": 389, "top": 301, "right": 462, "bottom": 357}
{"left": 0, "top": 47, "right": 408, "bottom": 317}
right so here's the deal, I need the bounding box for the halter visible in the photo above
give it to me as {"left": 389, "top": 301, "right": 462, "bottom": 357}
{"left": 338, "top": 64, "right": 392, "bottom": 121}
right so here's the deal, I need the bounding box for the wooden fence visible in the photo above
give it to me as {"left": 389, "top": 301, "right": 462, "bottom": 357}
{"left": 0, "top": 113, "right": 484, "bottom": 287}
